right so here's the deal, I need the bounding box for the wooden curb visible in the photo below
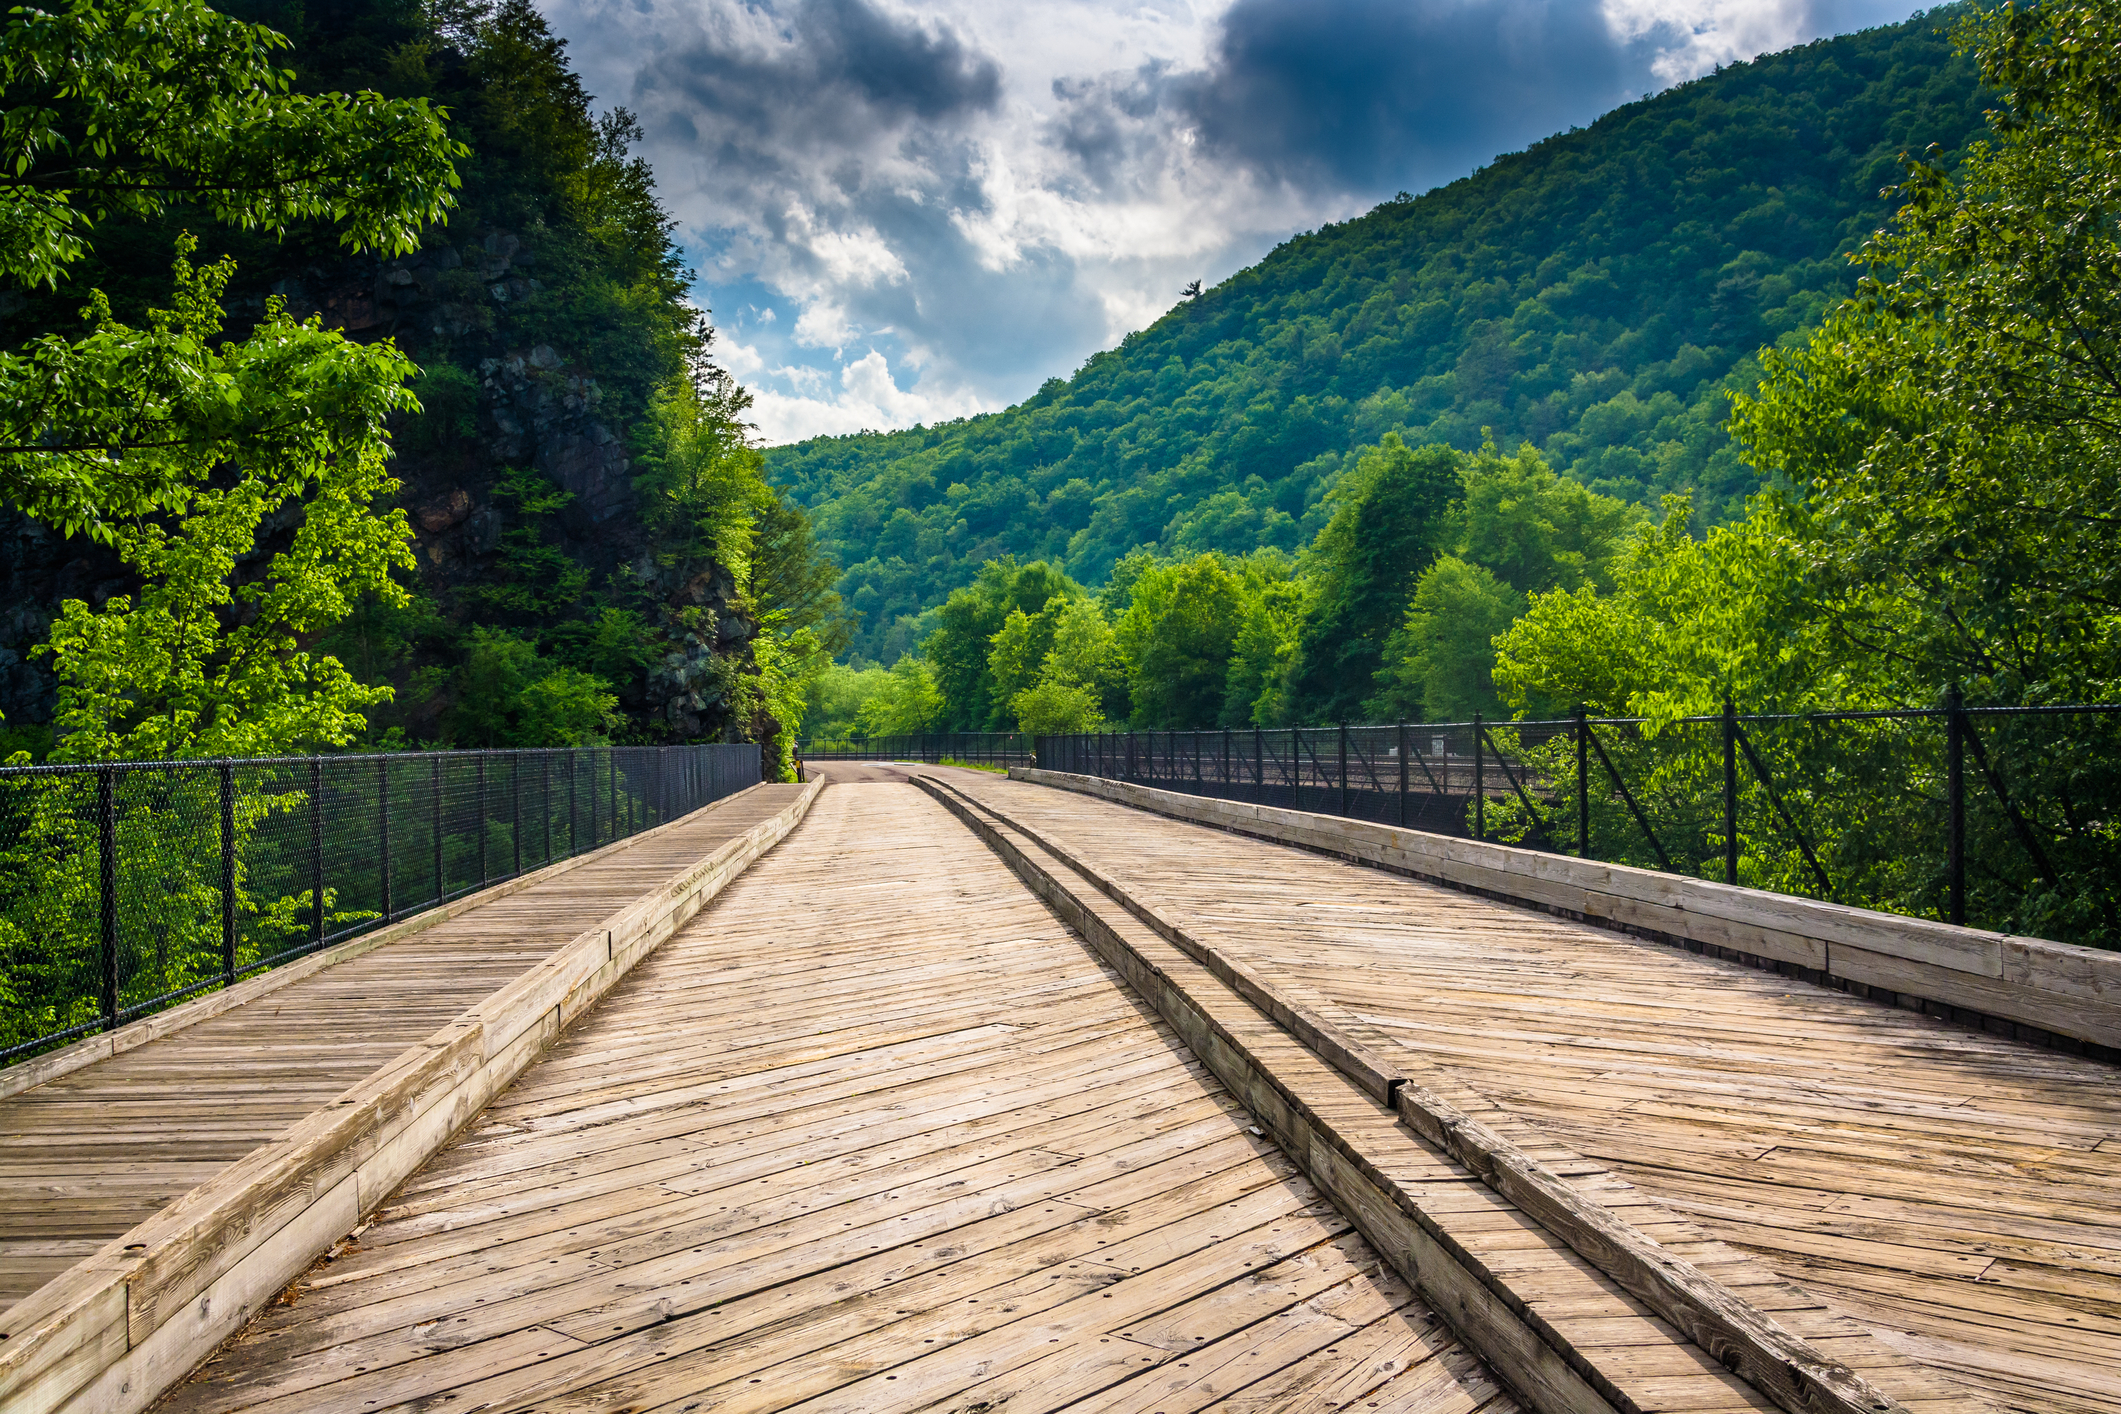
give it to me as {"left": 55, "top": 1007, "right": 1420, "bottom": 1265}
{"left": 0, "top": 783, "right": 773, "bottom": 1102}
{"left": 913, "top": 775, "right": 1624, "bottom": 1414}
{"left": 1013, "top": 767, "right": 2121, "bottom": 1056}
{"left": 927, "top": 775, "right": 1911, "bottom": 1414}
{"left": 0, "top": 777, "right": 821, "bottom": 1414}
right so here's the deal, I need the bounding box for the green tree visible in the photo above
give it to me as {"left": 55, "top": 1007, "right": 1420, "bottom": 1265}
{"left": 1222, "top": 575, "right": 1306, "bottom": 727}
{"left": 855, "top": 654, "right": 944, "bottom": 735}
{"left": 1731, "top": 0, "right": 2121, "bottom": 705}
{"left": 1491, "top": 497, "right": 1826, "bottom": 719}
{"left": 461, "top": 467, "right": 591, "bottom": 621}
{"left": 0, "top": 0, "right": 461, "bottom": 543}
{"left": 32, "top": 246, "right": 418, "bottom": 760}
{"left": 635, "top": 359, "right": 773, "bottom": 578}
{"left": 1460, "top": 439, "right": 1642, "bottom": 595}
{"left": 803, "top": 661, "right": 893, "bottom": 740}
{"left": 447, "top": 627, "right": 621, "bottom": 746}
{"left": 1001, "top": 596, "right": 1125, "bottom": 733}
{"left": 1012, "top": 679, "right": 1104, "bottom": 734}
{"left": 922, "top": 559, "right": 1081, "bottom": 730}
{"left": 987, "top": 600, "right": 1066, "bottom": 716}
{"left": 1369, "top": 557, "right": 1528, "bottom": 722}
{"left": 1042, "top": 597, "right": 1128, "bottom": 723}
{"left": 1115, "top": 554, "right": 1253, "bottom": 729}
{"left": 0, "top": 0, "right": 459, "bottom": 290}
{"left": 1287, "top": 434, "right": 1461, "bottom": 722}
{"left": 753, "top": 490, "right": 855, "bottom": 658}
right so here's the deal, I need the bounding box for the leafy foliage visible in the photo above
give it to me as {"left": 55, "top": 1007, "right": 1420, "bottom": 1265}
{"left": 1287, "top": 434, "right": 1459, "bottom": 722}
{"left": 0, "top": 0, "right": 460, "bottom": 289}
{"left": 447, "top": 626, "right": 620, "bottom": 746}
{"left": 769, "top": 12, "right": 1989, "bottom": 660}
{"left": 921, "top": 559, "right": 1083, "bottom": 731}
{"left": 1730, "top": 0, "right": 2121, "bottom": 708}
{"left": 1370, "top": 557, "right": 1526, "bottom": 722}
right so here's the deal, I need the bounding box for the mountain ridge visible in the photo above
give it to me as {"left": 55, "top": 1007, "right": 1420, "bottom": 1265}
{"left": 765, "top": 9, "right": 1989, "bottom": 663}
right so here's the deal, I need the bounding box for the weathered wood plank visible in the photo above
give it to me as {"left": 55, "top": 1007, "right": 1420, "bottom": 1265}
{"left": 0, "top": 781, "right": 819, "bottom": 1414}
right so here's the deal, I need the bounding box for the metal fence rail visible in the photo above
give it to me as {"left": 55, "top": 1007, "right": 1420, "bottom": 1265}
{"left": 0, "top": 743, "right": 762, "bottom": 1064}
{"left": 799, "top": 732, "right": 1035, "bottom": 768}
{"left": 1040, "top": 701, "right": 2121, "bottom": 951}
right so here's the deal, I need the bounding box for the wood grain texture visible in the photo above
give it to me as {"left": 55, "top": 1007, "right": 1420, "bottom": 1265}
{"left": 164, "top": 781, "right": 1506, "bottom": 1414}
{"left": 0, "top": 787, "right": 798, "bottom": 1318}
{"left": 930, "top": 775, "right": 1917, "bottom": 1414}
{"left": 1012, "top": 768, "right": 2121, "bottom": 1052}
{"left": 0, "top": 783, "right": 816, "bottom": 1414}
{"left": 0, "top": 784, "right": 773, "bottom": 1107}
{"left": 969, "top": 771, "right": 2121, "bottom": 1414}
{"left": 919, "top": 774, "right": 1802, "bottom": 1414}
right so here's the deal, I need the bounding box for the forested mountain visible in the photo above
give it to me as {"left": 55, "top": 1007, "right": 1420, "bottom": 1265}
{"left": 767, "top": 11, "right": 1988, "bottom": 663}
{"left": 0, "top": 0, "right": 835, "bottom": 764}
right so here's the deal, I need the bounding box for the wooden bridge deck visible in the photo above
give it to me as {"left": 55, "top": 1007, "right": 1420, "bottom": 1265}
{"left": 0, "top": 784, "right": 803, "bottom": 1314}
{"left": 165, "top": 780, "right": 1508, "bottom": 1414}
{"left": 940, "top": 772, "right": 2121, "bottom": 1414}
{"left": 3, "top": 766, "right": 2114, "bottom": 1413}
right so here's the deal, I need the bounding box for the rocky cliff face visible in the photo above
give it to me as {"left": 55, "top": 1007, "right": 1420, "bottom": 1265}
{"left": 0, "top": 228, "right": 761, "bottom": 753}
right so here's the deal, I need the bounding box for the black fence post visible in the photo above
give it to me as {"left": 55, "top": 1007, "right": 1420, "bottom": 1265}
{"left": 1254, "top": 728, "right": 1263, "bottom": 802}
{"left": 569, "top": 750, "right": 579, "bottom": 856}
{"left": 1338, "top": 723, "right": 1349, "bottom": 816}
{"left": 432, "top": 755, "right": 444, "bottom": 904}
{"left": 1397, "top": 721, "right": 1408, "bottom": 827}
{"left": 1722, "top": 697, "right": 1738, "bottom": 886}
{"left": 312, "top": 757, "right": 325, "bottom": 945}
{"left": 1947, "top": 682, "right": 1966, "bottom": 927}
{"left": 512, "top": 752, "right": 523, "bottom": 877}
{"left": 1290, "top": 726, "right": 1300, "bottom": 808}
{"left": 543, "top": 754, "right": 553, "bottom": 864}
{"left": 377, "top": 757, "right": 392, "bottom": 923}
{"left": 219, "top": 762, "right": 236, "bottom": 986}
{"left": 608, "top": 748, "right": 618, "bottom": 842}
{"left": 1221, "top": 728, "right": 1231, "bottom": 797}
{"left": 98, "top": 764, "right": 116, "bottom": 1030}
{"left": 476, "top": 754, "right": 488, "bottom": 883}
{"left": 1473, "top": 714, "right": 1484, "bottom": 841}
{"left": 1575, "top": 706, "right": 1590, "bottom": 859}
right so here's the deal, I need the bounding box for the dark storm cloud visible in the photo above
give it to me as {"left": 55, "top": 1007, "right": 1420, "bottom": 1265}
{"left": 543, "top": 0, "right": 1932, "bottom": 436}
{"left": 1178, "top": 0, "right": 1648, "bottom": 191}
{"left": 633, "top": 0, "right": 1000, "bottom": 167}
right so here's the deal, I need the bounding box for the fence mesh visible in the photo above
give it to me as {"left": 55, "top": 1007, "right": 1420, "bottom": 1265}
{"left": 799, "top": 733, "right": 1035, "bottom": 768}
{"left": 0, "top": 744, "right": 762, "bottom": 1064}
{"left": 1039, "top": 706, "right": 2121, "bottom": 951}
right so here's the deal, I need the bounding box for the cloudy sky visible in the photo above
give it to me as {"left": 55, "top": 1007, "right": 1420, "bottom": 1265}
{"left": 540, "top": 0, "right": 1926, "bottom": 445}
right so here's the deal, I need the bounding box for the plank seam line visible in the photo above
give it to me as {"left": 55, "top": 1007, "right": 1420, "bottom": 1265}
{"left": 922, "top": 772, "right": 1929, "bottom": 1414}
{"left": 0, "top": 781, "right": 776, "bottom": 1103}
{"left": 1014, "top": 768, "right": 2121, "bottom": 1064}
{"left": 0, "top": 779, "right": 822, "bottom": 1414}
{"left": 911, "top": 773, "right": 1624, "bottom": 1414}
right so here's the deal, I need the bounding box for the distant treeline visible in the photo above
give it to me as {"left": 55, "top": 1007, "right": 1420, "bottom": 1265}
{"left": 771, "top": 10, "right": 1989, "bottom": 664}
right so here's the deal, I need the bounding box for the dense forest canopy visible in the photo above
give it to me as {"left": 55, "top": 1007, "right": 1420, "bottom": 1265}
{"left": 801, "top": 0, "right": 2121, "bottom": 946}
{"left": 0, "top": 0, "right": 843, "bottom": 774}
{"left": 768, "top": 10, "right": 1989, "bottom": 665}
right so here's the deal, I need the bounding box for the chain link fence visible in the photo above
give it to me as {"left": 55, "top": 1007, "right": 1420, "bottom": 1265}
{"left": 1040, "top": 702, "right": 2121, "bottom": 950}
{"left": 798, "top": 732, "right": 1036, "bottom": 768}
{"left": 0, "top": 743, "right": 761, "bottom": 1064}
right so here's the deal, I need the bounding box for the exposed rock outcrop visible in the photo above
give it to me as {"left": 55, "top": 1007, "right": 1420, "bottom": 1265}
{"left": 0, "top": 225, "right": 761, "bottom": 751}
